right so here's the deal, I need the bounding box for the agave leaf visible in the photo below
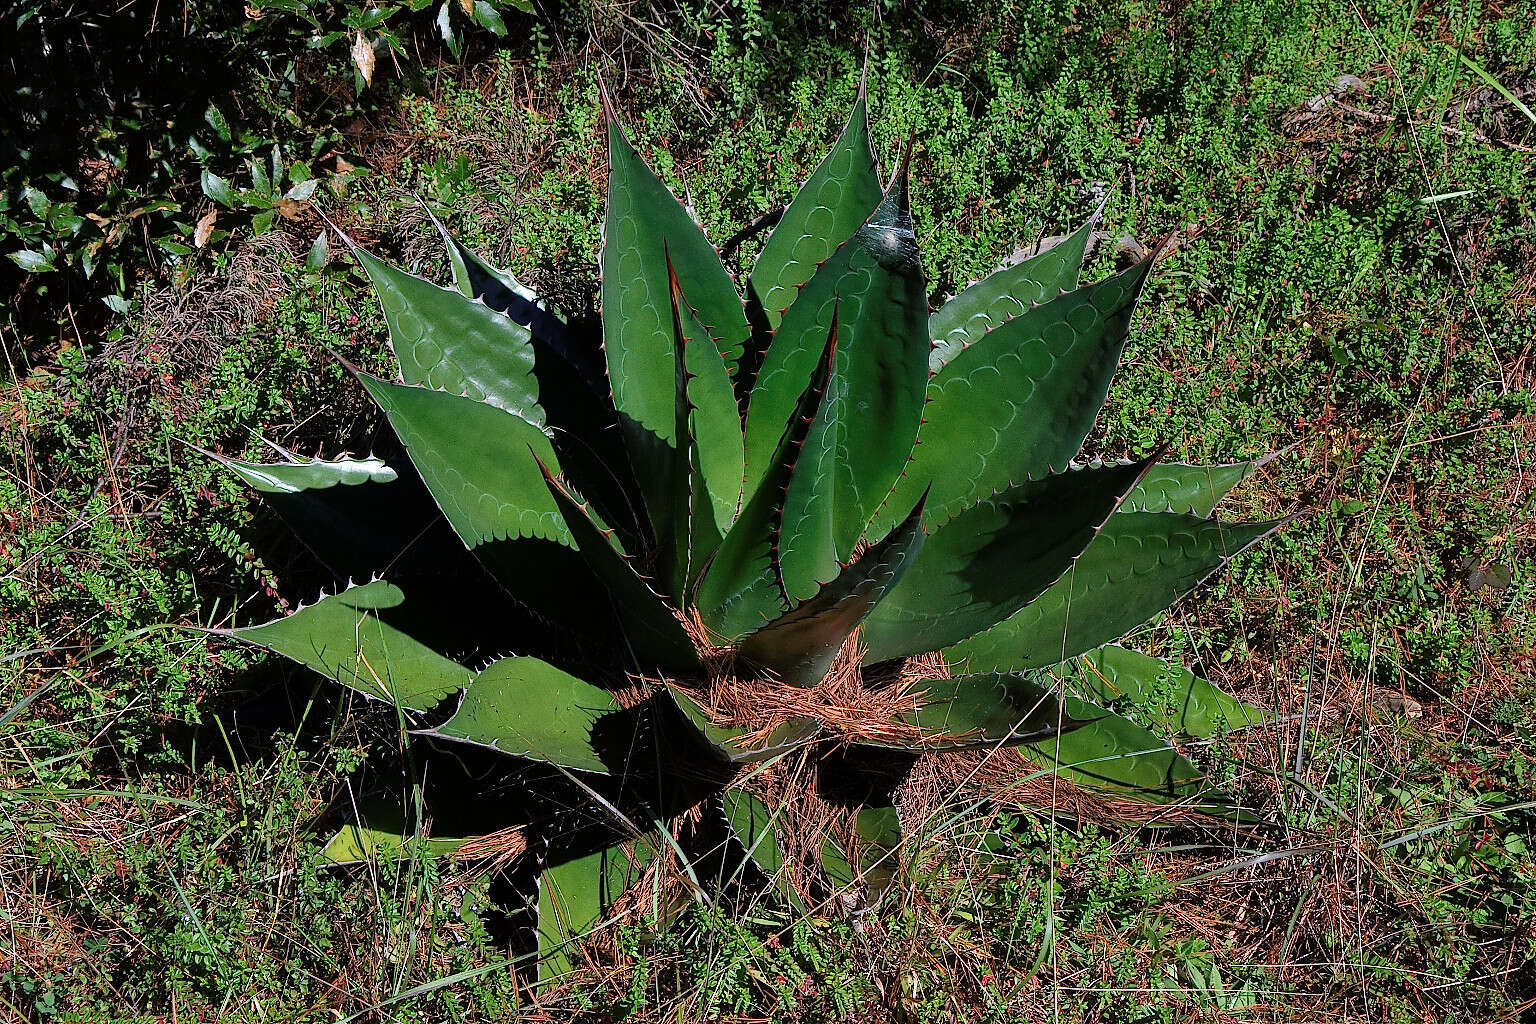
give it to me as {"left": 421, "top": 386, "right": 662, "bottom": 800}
{"left": 220, "top": 579, "right": 472, "bottom": 710}
{"left": 425, "top": 218, "right": 642, "bottom": 546}
{"left": 823, "top": 805, "right": 901, "bottom": 896}
{"left": 750, "top": 88, "right": 883, "bottom": 330}
{"left": 314, "top": 792, "right": 476, "bottom": 865}
{"left": 211, "top": 448, "right": 454, "bottom": 582}
{"left": 928, "top": 212, "right": 1098, "bottom": 373}
{"left": 873, "top": 255, "right": 1157, "bottom": 537}
{"left": 425, "top": 656, "right": 623, "bottom": 774}
{"left": 1120, "top": 459, "right": 1262, "bottom": 517}
{"left": 864, "top": 671, "right": 1088, "bottom": 753}
{"left": 736, "top": 489, "right": 927, "bottom": 686}
{"left": 537, "top": 840, "right": 653, "bottom": 984}
{"left": 358, "top": 373, "right": 570, "bottom": 549}
{"left": 947, "top": 513, "right": 1282, "bottom": 673}
{"left": 1021, "top": 694, "right": 1218, "bottom": 805}
{"left": 319, "top": 823, "right": 472, "bottom": 864}
{"left": 1069, "top": 646, "right": 1270, "bottom": 737}
{"left": 215, "top": 450, "right": 398, "bottom": 492}
{"left": 601, "top": 107, "right": 749, "bottom": 544}
{"left": 744, "top": 161, "right": 929, "bottom": 598}
{"left": 356, "top": 249, "right": 544, "bottom": 427}
{"left": 538, "top": 461, "right": 701, "bottom": 673}
{"left": 695, "top": 316, "right": 839, "bottom": 641}
{"left": 853, "top": 805, "right": 902, "bottom": 897}
{"left": 666, "top": 685, "right": 820, "bottom": 764}
{"left": 430, "top": 214, "right": 600, "bottom": 385}
{"left": 535, "top": 347, "right": 648, "bottom": 556}
{"left": 722, "top": 789, "right": 787, "bottom": 880}
{"left": 861, "top": 459, "right": 1153, "bottom": 664}
{"left": 661, "top": 261, "right": 743, "bottom": 602}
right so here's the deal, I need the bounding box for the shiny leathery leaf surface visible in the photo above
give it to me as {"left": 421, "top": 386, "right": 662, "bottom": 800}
{"left": 874, "top": 256, "right": 1156, "bottom": 537}
{"left": 1022, "top": 694, "right": 1217, "bottom": 805}
{"left": 601, "top": 115, "right": 749, "bottom": 535}
{"left": 695, "top": 318, "right": 839, "bottom": 641}
{"left": 736, "top": 489, "right": 927, "bottom": 686}
{"left": 1121, "top": 460, "right": 1260, "bottom": 517}
{"left": 222, "top": 579, "right": 471, "bottom": 710}
{"left": 358, "top": 372, "right": 569, "bottom": 549}
{"left": 659, "top": 266, "right": 741, "bottom": 601}
{"left": 823, "top": 805, "right": 902, "bottom": 897}
{"left": 862, "top": 459, "right": 1152, "bottom": 664}
{"left": 745, "top": 174, "right": 929, "bottom": 598}
{"left": 215, "top": 451, "right": 397, "bottom": 493}
{"left": 928, "top": 213, "right": 1097, "bottom": 373}
{"left": 666, "top": 685, "right": 821, "bottom": 764}
{"left": 723, "top": 789, "right": 786, "bottom": 878}
{"left": 426, "top": 656, "right": 623, "bottom": 773}
{"left": 750, "top": 89, "right": 883, "bottom": 330}
{"left": 357, "top": 248, "right": 544, "bottom": 426}
{"left": 1068, "top": 645, "right": 1270, "bottom": 737}
{"left": 434, "top": 217, "right": 594, "bottom": 385}
{"left": 947, "top": 513, "right": 1281, "bottom": 672}
{"left": 868, "top": 671, "right": 1085, "bottom": 752}
{"left": 319, "top": 822, "right": 472, "bottom": 864}
{"left": 537, "top": 840, "right": 654, "bottom": 984}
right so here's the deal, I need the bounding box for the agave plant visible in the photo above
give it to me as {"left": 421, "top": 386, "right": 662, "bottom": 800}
{"left": 198, "top": 82, "right": 1279, "bottom": 979}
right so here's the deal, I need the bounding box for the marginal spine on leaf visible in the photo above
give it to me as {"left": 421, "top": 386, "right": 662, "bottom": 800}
{"left": 768, "top": 306, "right": 840, "bottom": 607}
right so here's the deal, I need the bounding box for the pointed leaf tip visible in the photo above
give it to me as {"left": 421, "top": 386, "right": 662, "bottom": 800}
{"left": 882, "top": 133, "right": 916, "bottom": 210}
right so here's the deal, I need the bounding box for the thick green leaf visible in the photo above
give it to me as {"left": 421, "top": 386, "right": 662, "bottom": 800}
{"left": 861, "top": 460, "right": 1151, "bottom": 664}
{"left": 868, "top": 671, "right": 1087, "bottom": 752}
{"left": 823, "top": 805, "right": 901, "bottom": 896}
{"left": 319, "top": 824, "right": 471, "bottom": 864}
{"left": 695, "top": 318, "right": 839, "bottom": 641}
{"left": 736, "top": 489, "right": 927, "bottom": 686}
{"left": 750, "top": 89, "right": 883, "bottom": 330}
{"left": 1068, "top": 645, "right": 1270, "bottom": 737}
{"left": 212, "top": 447, "right": 474, "bottom": 583}
{"left": 537, "top": 841, "right": 652, "bottom": 983}
{"left": 222, "top": 579, "right": 471, "bottom": 711}
{"left": 426, "top": 215, "right": 635, "bottom": 543}
{"left": 723, "top": 789, "right": 785, "bottom": 878}
{"left": 358, "top": 372, "right": 569, "bottom": 549}
{"left": 666, "top": 685, "right": 820, "bottom": 764}
{"left": 314, "top": 792, "right": 476, "bottom": 872}
{"left": 928, "top": 213, "right": 1097, "bottom": 372}
{"left": 1121, "top": 459, "right": 1262, "bottom": 517}
{"left": 744, "top": 166, "right": 929, "bottom": 599}
{"left": 1022, "top": 695, "right": 1213, "bottom": 804}
{"left": 426, "top": 656, "right": 622, "bottom": 773}
{"left": 853, "top": 805, "right": 902, "bottom": 897}
{"left": 539, "top": 463, "right": 700, "bottom": 672}
{"left": 356, "top": 248, "right": 544, "bottom": 426}
{"left": 434, "top": 217, "right": 604, "bottom": 392}
{"left": 873, "top": 256, "right": 1156, "bottom": 537}
{"left": 947, "top": 513, "right": 1281, "bottom": 672}
{"left": 601, "top": 110, "right": 749, "bottom": 539}
{"left": 660, "top": 264, "right": 742, "bottom": 602}
{"left": 214, "top": 450, "right": 397, "bottom": 492}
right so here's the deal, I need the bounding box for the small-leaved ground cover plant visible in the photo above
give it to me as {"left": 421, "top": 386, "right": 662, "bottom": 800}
{"left": 193, "top": 81, "right": 1281, "bottom": 980}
